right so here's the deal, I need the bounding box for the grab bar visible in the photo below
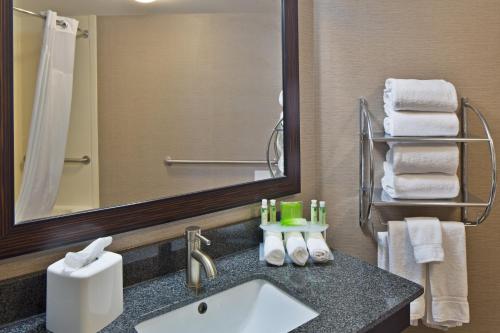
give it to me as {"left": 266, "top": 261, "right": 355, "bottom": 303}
{"left": 165, "top": 156, "right": 277, "bottom": 166}
{"left": 21, "top": 155, "right": 91, "bottom": 169}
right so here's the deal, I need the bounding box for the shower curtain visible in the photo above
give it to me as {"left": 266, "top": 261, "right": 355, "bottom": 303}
{"left": 16, "top": 11, "right": 79, "bottom": 223}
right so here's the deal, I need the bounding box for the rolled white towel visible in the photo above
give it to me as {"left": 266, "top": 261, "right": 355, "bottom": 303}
{"left": 64, "top": 237, "right": 113, "bottom": 270}
{"left": 285, "top": 232, "right": 309, "bottom": 266}
{"left": 305, "top": 232, "right": 330, "bottom": 263}
{"left": 382, "top": 162, "right": 460, "bottom": 199}
{"left": 384, "top": 112, "right": 459, "bottom": 137}
{"left": 264, "top": 231, "right": 285, "bottom": 266}
{"left": 384, "top": 78, "right": 458, "bottom": 112}
{"left": 386, "top": 143, "right": 459, "bottom": 175}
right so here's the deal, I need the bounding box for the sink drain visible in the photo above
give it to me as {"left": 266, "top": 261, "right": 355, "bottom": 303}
{"left": 198, "top": 302, "right": 208, "bottom": 314}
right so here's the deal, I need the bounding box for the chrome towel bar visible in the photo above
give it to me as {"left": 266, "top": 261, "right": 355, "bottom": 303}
{"left": 165, "top": 156, "right": 277, "bottom": 166}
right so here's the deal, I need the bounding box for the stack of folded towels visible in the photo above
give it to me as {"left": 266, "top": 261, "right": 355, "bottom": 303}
{"left": 382, "top": 79, "right": 460, "bottom": 199}
{"left": 264, "top": 231, "right": 330, "bottom": 266}
{"left": 378, "top": 218, "right": 469, "bottom": 329}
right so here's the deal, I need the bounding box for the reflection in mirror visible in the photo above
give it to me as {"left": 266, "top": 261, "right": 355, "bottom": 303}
{"left": 13, "top": 0, "right": 284, "bottom": 224}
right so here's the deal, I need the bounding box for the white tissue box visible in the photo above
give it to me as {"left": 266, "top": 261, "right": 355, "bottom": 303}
{"left": 46, "top": 251, "right": 123, "bottom": 333}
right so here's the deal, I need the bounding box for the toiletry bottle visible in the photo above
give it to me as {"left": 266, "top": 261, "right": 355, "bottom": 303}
{"left": 310, "top": 200, "right": 318, "bottom": 224}
{"left": 261, "top": 199, "right": 269, "bottom": 225}
{"left": 319, "top": 201, "right": 326, "bottom": 225}
{"left": 270, "top": 199, "right": 277, "bottom": 224}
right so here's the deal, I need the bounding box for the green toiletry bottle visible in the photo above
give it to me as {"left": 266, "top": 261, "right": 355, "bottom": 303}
{"left": 319, "top": 201, "right": 326, "bottom": 225}
{"left": 311, "top": 200, "right": 318, "bottom": 224}
{"left": 270, "top": 199, "right": 277, "bottom": 224}
{"left": 261, "top": 199, "right": 269, "bottom": 225}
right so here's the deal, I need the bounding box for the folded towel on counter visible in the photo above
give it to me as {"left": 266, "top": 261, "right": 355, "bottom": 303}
{"left": 426, "top": 222, "right": 469, "bottom": 329}
{"left": 64, "top": 237, "right": 113, "bottom": 270}
{"left": 384, "top": 112, "right": 459, "bottom": 137}
{"left": 305, "top": 232, "right": 330, "bottom": 263}
{"left": 384, "top": 78, "right": 458, "bottom": 112}
{"left": 382, "top": 162, "right": 460, "bottom": 199}
{"left": 386, "top": 143, "right": 459, "bottom": 175}
{"left": 264, "top": 231, "right": 285, "bottom": 266}
{"left": 388, "top": 221, "right": 426, "bottom": 326}
{"left": 377, "top": 232, "right": 389, "bottom": 270}
{"left": 285, "top": 232, "right": 309, "bottom": 266}
{"left": 405, "top": 217, "right": 444, "bottom": 264}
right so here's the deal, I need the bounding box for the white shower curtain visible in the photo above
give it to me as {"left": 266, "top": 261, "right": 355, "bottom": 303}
{"left": 16, "top": 11, "right": 79, "bottom": 223}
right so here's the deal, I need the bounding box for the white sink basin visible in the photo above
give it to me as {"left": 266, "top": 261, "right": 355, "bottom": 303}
{"left": 135, "top": 279, "right": 318, "bottom": 333}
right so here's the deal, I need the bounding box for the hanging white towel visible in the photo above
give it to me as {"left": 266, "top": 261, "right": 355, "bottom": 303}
{"left": 384, "top": 112, "right": 459, "bottom": 137}
{"left": 264, "top": 231, "right": 285, "bottom": 266}
{"left": 426, "top": 222, "right": 469, "bottom": 328}
{"left": 305, "top": 232, "right": 330, "bottom": 263}
{"left": 386, "top": 143, "right": 459, "bottom": 175}
{"left": 377, "top": 232, "right": 389, "bottom": 270}
{"left": 382, "top": 162, "right": 460, "bottom": 199}
{"left": 405, "top": 217, "right": 444, "bottom": 264}
{"left": 15, "top": 11, "right": 79, "bottom": 223}
{"left": 388, "top": 221, "right": 426, "bottom": 326}
{"left": 384, "top": 78, "right": 458, "bottom": 112}
{"left": 285, "top": 232, "right": 309, "bottom": 266}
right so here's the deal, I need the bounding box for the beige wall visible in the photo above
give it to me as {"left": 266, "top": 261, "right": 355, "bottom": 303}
{"left": 314, "top": 1, "right": 500, "bottom": 332}
{"left": 0, "top": 0, "right": 315, "bottom": 281}
{"left": 97, "top": 8, "right": 283, "bottom": 207}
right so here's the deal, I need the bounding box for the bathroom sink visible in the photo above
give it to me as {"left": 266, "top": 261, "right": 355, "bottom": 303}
{"left": 135, "top": 279, "right": 319, "bottom": 333}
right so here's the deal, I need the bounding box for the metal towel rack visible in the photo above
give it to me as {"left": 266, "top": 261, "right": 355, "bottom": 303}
{"left": 359, "top": 97, "right": 496, "bottom": 234}
{"left": 21, "top": 155, "right": 91, "bottom": 169}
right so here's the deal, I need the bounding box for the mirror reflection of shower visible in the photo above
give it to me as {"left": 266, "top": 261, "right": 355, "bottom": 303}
{"left": 267, "top": 90, "right": 285, "bottom": 178}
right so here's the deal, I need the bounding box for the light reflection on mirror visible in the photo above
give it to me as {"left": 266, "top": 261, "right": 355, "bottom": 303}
{"left": 13, "top": 0, "right": 284, "bottom": 224}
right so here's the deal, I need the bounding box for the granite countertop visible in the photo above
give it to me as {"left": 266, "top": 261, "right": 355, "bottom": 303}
{"left": 0, "top": 248, "right": 422, "bottom": 333}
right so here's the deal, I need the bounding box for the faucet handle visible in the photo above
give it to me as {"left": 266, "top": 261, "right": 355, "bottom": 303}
{"left": 196, "top": 233, "right": 211, "bottom": 246}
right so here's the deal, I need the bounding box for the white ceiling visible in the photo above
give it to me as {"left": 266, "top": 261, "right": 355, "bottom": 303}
{"left": 13, "top": 0, "right": 280, "bottom": 16}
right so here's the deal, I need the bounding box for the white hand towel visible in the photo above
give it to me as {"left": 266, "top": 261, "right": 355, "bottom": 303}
{"left": 386, "top": 143, "right": 459, "bottom": 175}
{"left": 305, "top": 232, "right": 330, "bottom": 263}
{"left": 384, "top": 112, "right": 459, "bottom": 137}
{"left": 377, "top": 232, "right": 389, "bottom": 270}
{"left": 264, "top": 231, "right": 285, "bottom": 266}
{"left": 405, "top": 217, "right": 444, "bottom": 264}
{"left": 64, "top": 237, "right": 113, "bottom": 270}
{"left": 427, "top": 222, "right": 469, "bottom": 328}
{"left": 388, "top": 221, "right": 426, "bottom": 325}
{"left": 285, "top": 232, "right": 309, "bottom": 266}
{"left": 384, "top": 78, "right": 458, "bottom": 112}
{"left": 382, "top": 162, "right": 460, "bottom": 199}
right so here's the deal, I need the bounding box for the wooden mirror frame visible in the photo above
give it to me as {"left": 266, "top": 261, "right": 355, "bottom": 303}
{"left": 0, "top": 0, "right": 300, "bottom": 259}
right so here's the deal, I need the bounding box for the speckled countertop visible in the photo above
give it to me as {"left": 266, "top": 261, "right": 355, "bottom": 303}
{"left": 0, "top": 248, "right": 422, "bottom": 333}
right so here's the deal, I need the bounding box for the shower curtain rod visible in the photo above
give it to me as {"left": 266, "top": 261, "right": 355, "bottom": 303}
{"left": 13, "top": 7, "right": 89, "bottom": 39}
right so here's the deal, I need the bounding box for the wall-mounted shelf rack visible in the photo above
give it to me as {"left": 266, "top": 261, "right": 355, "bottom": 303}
{"left": 359, "top": 97, "right": 496, "bottom": 231}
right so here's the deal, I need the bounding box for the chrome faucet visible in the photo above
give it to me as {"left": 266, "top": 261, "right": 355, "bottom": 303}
{"left": 185, "top": 226, "right": 218, "bottom": 290}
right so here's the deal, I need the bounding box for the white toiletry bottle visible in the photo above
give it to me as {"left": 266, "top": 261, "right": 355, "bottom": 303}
{"left": 270, "top": 199, "right": 277, "bottom": 224}
{"left": 319, "top": 201, "right": 326, "bottom": 225}
{"left": 311, "top": 200, "right": 318, "bottom": 224}
{"left": 261, "top": 199, "right": 269, "bottom": 225}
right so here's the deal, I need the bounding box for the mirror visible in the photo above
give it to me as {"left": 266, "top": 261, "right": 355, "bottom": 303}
{"left": 13, "top": 0, "right": 284, "bottom": 223}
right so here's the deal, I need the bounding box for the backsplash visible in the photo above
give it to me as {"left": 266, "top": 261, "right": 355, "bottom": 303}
{"left": 0, "top": 219, "right": 260, "bottom": 327}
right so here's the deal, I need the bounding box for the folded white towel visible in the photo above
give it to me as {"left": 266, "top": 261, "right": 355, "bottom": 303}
{"left": 285, "top": 232, "right": 309, "bottom": 266}
{"left": 264, "top": 231, "right": 285, "bottom": 266}
{"left": 384, "top": 78, "right": 458, "bottom": 112}
{"left": 305, "top": 232, "right": 330, "bottom": 263}
{"left": 426, "top": 222, "right": 469, "bottom": 328}
{"left": 388, "top": 221, "right": 426, "bottom": 325}
{"left": 64, "top": 237, "right": 113, "bottom": 270}
{"left": 382, "top": 162, "right": 460, "bottom": 199}
{"left": 405, "top": 217, "right": 444, "bottom": 264}
{"left": 377, "top": 232, "right": 389, "bottom": 270}
{"left": 386, "top": 143, "right": 459, "bottom": 175}
{"left": 384, "top": 112, "right": 459, "bottom": 137}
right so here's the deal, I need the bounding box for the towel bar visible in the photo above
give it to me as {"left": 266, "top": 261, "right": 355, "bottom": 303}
{"left": 359, "top": 97, "right": 496, "bottom": 238}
